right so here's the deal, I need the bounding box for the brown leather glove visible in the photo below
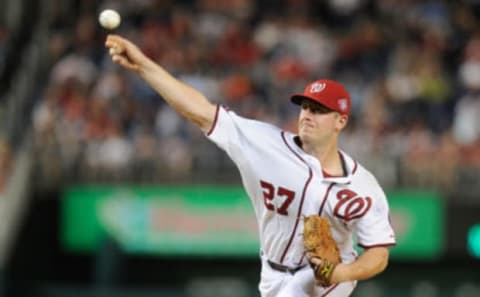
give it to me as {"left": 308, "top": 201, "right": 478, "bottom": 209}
{"left": 303, "top": 215, "right": 341, "bottom": 287}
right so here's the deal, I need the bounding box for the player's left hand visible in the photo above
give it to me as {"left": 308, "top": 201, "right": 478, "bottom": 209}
{"left": 307, "top": 253, "right": 338, "bottom": 287}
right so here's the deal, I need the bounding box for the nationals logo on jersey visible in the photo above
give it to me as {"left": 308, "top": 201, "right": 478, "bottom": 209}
{"left": 333, "top": 189, "right": 372, "bottom": 221}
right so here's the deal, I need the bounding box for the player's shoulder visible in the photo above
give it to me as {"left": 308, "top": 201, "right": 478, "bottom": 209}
{"left": 352, "top": 161, "right": 377, "bottom": 184}
{"left": 221, "top": 105, "right": 284, "bottom": 135}
{"left": 343, "top": 152, "right": 385, "bottom": 196}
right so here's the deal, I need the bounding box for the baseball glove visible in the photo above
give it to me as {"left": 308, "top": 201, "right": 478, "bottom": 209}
{"left": 303, "top": 215, "right": 341, "bottom": 287}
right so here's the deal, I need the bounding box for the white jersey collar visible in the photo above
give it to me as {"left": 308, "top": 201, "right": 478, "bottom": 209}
{"left": 323, "top": 150, "right": 357, "bottom": 185}
{"left": 287, "top": 134, "right": 357, "bottom": 185}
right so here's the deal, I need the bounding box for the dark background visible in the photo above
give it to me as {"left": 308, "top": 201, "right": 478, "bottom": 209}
{"left": 1, "top": 0, "right": 480, "bottom": 296}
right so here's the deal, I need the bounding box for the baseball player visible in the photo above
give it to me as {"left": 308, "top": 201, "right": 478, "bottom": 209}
{"left": 105, "top": 34, "right": 396, "bottom": 297}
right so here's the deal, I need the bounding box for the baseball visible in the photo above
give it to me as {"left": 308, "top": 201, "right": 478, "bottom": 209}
{"left": 99, "top": 9, "right": 121, "bottom": 30}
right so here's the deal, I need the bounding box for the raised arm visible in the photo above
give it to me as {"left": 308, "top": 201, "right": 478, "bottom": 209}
{"left": 105, "top": 34, "right": 217, "bottom": 133}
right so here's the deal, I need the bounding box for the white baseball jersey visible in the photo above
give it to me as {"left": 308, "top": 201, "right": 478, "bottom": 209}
{"left": 206, "top": 105, "right": 396, "bottom": 296}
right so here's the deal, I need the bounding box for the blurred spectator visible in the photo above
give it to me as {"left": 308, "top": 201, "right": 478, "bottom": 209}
{"left": 0, "top": 24, "right": 9, "bottom": 74}
{"left": 0, "top": 138, "right": 13, "bottom": 193}
{"left": 454, "top": 34, "right": 480, "bottom": 169}
{"left": 96, "top": 121, "right": 134, "bottom": 177}
{"left": 453, "top": 91, "right": 480, "bottom": 146}
{"left": 0, "top": 139, "right": 12, "bottom": 192}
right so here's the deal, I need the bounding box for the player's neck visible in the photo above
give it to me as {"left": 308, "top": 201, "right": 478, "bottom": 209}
{"left": 303, "top": 140, "right": 343, "bottom": 176}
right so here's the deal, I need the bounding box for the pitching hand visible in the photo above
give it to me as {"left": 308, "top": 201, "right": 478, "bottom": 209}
{"left": 105, "top": 34, "right": 146, "bottom": 72}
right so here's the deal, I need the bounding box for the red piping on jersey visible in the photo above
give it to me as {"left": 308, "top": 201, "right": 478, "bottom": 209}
{"left": 318, "top": 183, "right": 335, "bottom": 216}
{"left": 294, "top": 251, "right": 307, "bottom": 266}
{"left": 294, "top": 183, "right": 338, "bottom": 265}
{"left": 321, "top": 283, "right": 339, "bottom": 297}
{"left": 206, "top": 104, "right": 220, "bottom": 136}
{"left": 357, "top": 213, "right": 397, "bottom": 248}
{"left": 280, "top": 131, "right": 312, "bottom": 264}
{"left": 281, "top": 132, "right": 308, "bottom": 165}
{"left": 323, "top": 152, "right": 347, "bottom": 178}
{"left": 352, "top": 160, "right": 358, "bottom": 174}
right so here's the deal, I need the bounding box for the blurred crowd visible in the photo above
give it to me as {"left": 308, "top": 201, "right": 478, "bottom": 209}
{"left": 31, "top": 0, "right": 480, "bottom": 193}
{"left": 0, "top": 138, "right": 12, "bottom": 192}
{"left": 0, "top": 20, "right": 12, "bottom": 193}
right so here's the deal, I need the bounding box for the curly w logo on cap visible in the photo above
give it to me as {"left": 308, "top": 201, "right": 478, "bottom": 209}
{"left": 291, "top": 79, "right": 351, "bottom": 116}
{"left": 310, "top": 82, "right": 327, "bottom": 93}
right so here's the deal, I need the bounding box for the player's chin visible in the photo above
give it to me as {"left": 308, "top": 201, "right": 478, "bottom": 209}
{"left": 298, "top": 131, "right": 312, "bottom": 144}
{"left": 299, "top": 128, "right": 313, "bottom": 139}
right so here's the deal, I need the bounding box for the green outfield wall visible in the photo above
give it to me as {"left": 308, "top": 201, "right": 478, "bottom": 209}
{"left": 61, "top": 186, "right": 444, "bottom": 259}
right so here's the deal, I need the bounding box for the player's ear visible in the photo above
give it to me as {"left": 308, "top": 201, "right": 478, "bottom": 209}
{"left": 335, "top": 114, "right": 348, "bottom": 132}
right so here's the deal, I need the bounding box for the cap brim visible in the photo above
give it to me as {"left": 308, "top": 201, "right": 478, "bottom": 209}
{"left": 290, "top": 94, "right": 340, "bottom": 114}
{"left": 290, "top": 94, "right": 310, "bottom": 105}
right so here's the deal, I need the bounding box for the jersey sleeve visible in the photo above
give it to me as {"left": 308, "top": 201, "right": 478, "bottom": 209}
{"left": 205, "top": 105, "right": 275, "bottom": 166}
{"left": 355, "top": 187, "right": 396, "bottom": 249}
{"left": 205, "top": 105, "right": 236, "bottom": 152}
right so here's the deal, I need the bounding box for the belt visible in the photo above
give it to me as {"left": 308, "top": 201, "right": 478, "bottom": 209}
{"left": 267, "top": 260, "right": 306, "bottom": 274}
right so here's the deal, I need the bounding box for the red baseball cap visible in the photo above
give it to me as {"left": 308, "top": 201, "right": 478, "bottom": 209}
{"left": 290, "top": 79, "right": 351, "bottom": 116}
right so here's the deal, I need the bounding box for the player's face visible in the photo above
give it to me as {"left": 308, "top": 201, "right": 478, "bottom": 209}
{"left": 298, "top": 100, "right": 347, "bottom": 146}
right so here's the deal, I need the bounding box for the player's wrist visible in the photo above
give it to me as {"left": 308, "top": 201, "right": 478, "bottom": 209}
{"left": 329, "top": 263, "right": 350, "bottom": 284}
{"left": 138, "top": 57, "right": 157, "bottom": 75}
